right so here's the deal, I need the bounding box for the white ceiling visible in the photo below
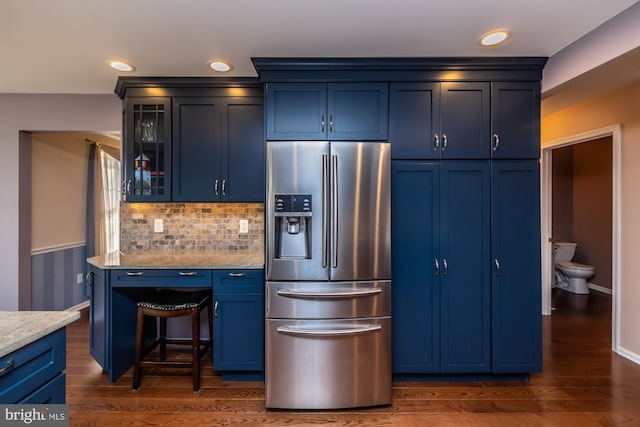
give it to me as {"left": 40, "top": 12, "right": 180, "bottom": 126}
{"left": 1, "top": 0, "right": 639, "bottom": 95}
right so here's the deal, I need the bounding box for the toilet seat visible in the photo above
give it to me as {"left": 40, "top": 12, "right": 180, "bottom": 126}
{"left": 556, "top": 261, "right": 594, "bottom": 271}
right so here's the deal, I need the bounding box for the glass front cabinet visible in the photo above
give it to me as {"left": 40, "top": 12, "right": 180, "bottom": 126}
{"left": 123, "top": 97, "right": 171, "bottom": 201}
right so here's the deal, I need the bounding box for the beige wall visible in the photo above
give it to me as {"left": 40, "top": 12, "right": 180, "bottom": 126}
{"left": 0, "top": 94, "right": 121, "bottom": 310}
{"left": 542, "top": 80, "right": 640, "bottom": 359}
{"left": 31, "top": 133, "right": 90, "bottom": 250}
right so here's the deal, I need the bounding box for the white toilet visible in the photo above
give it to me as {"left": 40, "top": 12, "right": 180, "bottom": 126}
{"left": 554, "top": 242, "right": 594, "bottom": 295}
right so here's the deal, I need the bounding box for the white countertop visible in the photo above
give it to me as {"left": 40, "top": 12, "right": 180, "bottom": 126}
{"left": 87, "top": 250, "right": 264, "bottom": 270}
{"left": 0, "top": 311, "right": 81, "bottom": 358}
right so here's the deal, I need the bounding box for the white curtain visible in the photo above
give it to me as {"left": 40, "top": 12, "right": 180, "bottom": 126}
{"left": 92, "top": 144, "right": 121, "bottom": 255}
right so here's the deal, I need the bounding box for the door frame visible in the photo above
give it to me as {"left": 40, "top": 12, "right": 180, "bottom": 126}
{"left": 540, "top": 124, "right": 621, "bottom": 352}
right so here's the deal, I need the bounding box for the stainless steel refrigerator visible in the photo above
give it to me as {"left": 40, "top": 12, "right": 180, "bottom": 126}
{"left": 265, "top": 140, "right": 391, "bottom": 409}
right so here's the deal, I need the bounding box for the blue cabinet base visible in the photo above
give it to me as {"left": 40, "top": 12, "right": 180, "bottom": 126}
{"left": 220, "top": 372, "right": 265, "bottom": 382}
{"left": 393, "top": 373, "right": 530, "bottom": 383}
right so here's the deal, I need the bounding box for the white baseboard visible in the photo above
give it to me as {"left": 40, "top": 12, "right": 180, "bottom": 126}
{"left": 616, "top": 346, "right": 640, "bottom": 366}
{"left": 588, "top": 282, "right": 612, "bottom": 295}
{"left": 66, "top": 300, "right": 89, "bottom": 312}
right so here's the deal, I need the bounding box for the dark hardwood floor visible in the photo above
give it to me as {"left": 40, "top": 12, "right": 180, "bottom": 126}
{"left": 65, "top": 289, "right": 640, "bottom": 426}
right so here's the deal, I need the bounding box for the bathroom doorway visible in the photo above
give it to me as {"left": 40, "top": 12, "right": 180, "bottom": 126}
{"left": 540, "top": 125, "right": 621, "bottom": 352}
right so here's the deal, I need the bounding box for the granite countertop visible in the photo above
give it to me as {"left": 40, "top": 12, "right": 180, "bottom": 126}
{"left": 87, "top": 250, "right": 264, "bottom": 270}
{"left": 0, "top": 311, "right": 81, "bottom": 358}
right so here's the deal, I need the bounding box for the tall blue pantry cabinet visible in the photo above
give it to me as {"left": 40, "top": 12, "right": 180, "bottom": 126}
{"left": 253, "top": 57, "right": 546, "bottom": 379}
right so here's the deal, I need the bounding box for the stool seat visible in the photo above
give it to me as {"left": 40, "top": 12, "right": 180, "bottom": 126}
{"left": 133, "top": 289, "right": 213, "bottom": 392}
{"left": 137, "top": 289, "right": 211, "bottom": 311}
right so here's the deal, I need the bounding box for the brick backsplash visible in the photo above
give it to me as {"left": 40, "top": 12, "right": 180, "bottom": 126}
{"left": 120, "top": 203, "right": 264, "bottom": 252}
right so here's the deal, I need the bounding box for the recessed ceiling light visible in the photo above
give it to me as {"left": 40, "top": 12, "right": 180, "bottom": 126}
{"left": 208, "top": 60, "right": 232, "bottom": 72}
{"left": 480, "top": 30, "right": 510, "bottom": 47}
{"left": 108, "top": 61, "right": 136, "bottom": 72}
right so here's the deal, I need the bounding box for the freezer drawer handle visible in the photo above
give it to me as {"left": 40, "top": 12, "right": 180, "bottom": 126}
{"left": 276, "top": 324, "right": 381, "bottom": 337}
{"left": 276, "top": 288, "right": 382, "bottom": 298}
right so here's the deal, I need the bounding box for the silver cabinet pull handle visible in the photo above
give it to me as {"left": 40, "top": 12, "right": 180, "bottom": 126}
{"left": 321, "top": 114, "right": 325, "bottom": 132}
{"left": 214, "top": 179, "right": 219, "bottom": 196}
{"left": 493, "top": 134, "right": 500, "bottom": 151}
{"left": 277, "top": 324, "right": 381, "bottom": 337}
{"left": 329, "top": 115, "right": 334, "bottom": 133}
{"left": 228, "top": 273, "right": 245, "bottom": 278}
{"left": 222, "top": 179, "right": 226, "bottom": 196}
{"left": 442, "top": 259, "right": 448, "bottom": 277}
{"left": 494, "top": 258, "right": 501, "bottom": 276}
{"left": 434, "top": 259, "right": 440, "bottom": 277}
{"left": 214, "top": 301, "right": 219, "bottom": 318}
{"left": 277, "top": 288, "right": 382, "bottom": 298}
{"left": 0, "top": 359, "right": 15, "bottom": 376}
{"left": 322, "top": 154, "right": 329, "bottom": 268}
{"left": 126, "top": 179, "right": 132, "bottom": 195}
{"left": 178, "top": 271, "right": 197, "bottom": 276}
{"left": 434, "top": 134, "right": 440, "bottom": 151}
{"left": 442, "top": 134, "right": 448, "bottom": 151}
{"left": 85, "top": 272, "right": 93, "bottom": 287}
{"left": 126, "top": 271, "right": 144, "bottom": 276}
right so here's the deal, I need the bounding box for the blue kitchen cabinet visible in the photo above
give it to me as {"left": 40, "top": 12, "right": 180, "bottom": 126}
{"left": 213, "top": 270, "right": 264, "bottom": 375}
{"left": 0, "top": 329, "right": 67, "bottom": 404}
{"left": 122, "top": 97, "right": 172, "bottom": 202}
{"left": 266, "top": 82, "right": 388, "bottom": 141}
{"left": 87, "top": 263, "right": 107, "bottom": 370}
{"left": 490, "top": 82, "right": 541, "bottom": 159}
{"left": 392, "top": 160, "right": 491, "bottom": 374}
{"left": 389, "top": 82, "right": 490, "bottom": 159}
{"left": 391, "top": 161, "right": 440, "bottom": 372}
{"left": 491, "top": 160, "right": 542, "bottom": 372}
{"left": 172, "top": 96, "right": 264, "bottom": 202}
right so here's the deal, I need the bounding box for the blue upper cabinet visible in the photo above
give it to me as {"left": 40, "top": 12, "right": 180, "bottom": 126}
{"left": 123, "top": 97, "right": 172, "bottom": 201}
{"left": 491, "top": 82, "right": 541, "bottom": 159}
{"left": 390, "top": 82, "right": 490, "bottom": 159}
{"left": 172, "top": 97, "right": 222, "bottom": 202}
{"left": 389, "top": 83, "right": 440, "bottom": 159}
{"left": 173, "top": 96, "right": 264, "bottom": 202}
{"left": 266, "top": 83, "right": 326, "bottom": 140}
{"left": 266, "top": 82, "right": 388, "bottom": 141}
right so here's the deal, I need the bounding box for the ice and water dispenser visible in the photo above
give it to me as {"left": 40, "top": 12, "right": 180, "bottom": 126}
{"left": 273, "top": 194, "right": 312, "bottom": 259}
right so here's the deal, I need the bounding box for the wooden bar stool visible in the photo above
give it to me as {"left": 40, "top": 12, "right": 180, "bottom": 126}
{"left": 132, "top": 289, "right": 213, "bottom": 392}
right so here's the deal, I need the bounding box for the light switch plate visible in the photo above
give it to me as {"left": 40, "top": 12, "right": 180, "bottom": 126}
{"left": 239, "top": 219, "right": 249, "bottom": 234}
{"left": 154, "top": 219, "right": 163, "bottom": 233}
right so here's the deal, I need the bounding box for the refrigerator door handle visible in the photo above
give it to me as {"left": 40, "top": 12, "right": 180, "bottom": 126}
{"left": 276, "top": 324, "right": 381, "bottom": 337}
{"left": 322, "top": 153, "right": 329, "bottom": 268}
{"left": 276, "top": 288, "right": 382, "bottom": 298}
{"left": 332, "top": 154, "right": 339, "bottom": 269}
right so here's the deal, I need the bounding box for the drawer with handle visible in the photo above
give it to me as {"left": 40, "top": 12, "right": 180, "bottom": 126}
{"left": 0, "top": 328, "right": 66, "bottom": 404}
{"left": 110, "top": 269, "right": 213, "bottom": 288}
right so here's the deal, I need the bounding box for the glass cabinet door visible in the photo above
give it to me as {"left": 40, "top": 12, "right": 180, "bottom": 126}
{"left": 124, "top": 97, "right": 171, "bottom": 201}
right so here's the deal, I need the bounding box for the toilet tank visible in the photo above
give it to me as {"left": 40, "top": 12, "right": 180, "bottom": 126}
{"left": 554, "top": 242, "right": 577, "bottom": 262}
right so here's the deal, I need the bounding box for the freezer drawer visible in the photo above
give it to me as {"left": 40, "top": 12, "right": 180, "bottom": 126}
{"left": 267, "top": 280, "right": 391, "bottom": 319}
{"left": 265, "top": 317, "right": 391, "bottom": 409}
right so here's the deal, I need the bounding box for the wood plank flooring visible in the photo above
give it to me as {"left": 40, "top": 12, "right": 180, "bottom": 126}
{"left": 65, "top": 290, "right": 640, "bottom": 426}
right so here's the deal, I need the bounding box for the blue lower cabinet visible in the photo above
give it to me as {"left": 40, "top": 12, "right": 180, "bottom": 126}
{"left": 213, "top": 270, "right": 264, "bottom": 375}
{"left": 0, "top": 329, "right": 67, "bottom": 404}
{"left": 491, "top": 160, "right": 542, "bottom": 373}
{"left": 392, "top": 160, "right": 491, "bottom": 374}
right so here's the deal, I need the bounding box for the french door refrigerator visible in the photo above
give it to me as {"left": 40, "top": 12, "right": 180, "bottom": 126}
{"left": 265, "top": 140, "right": 391, "bottom": 409}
